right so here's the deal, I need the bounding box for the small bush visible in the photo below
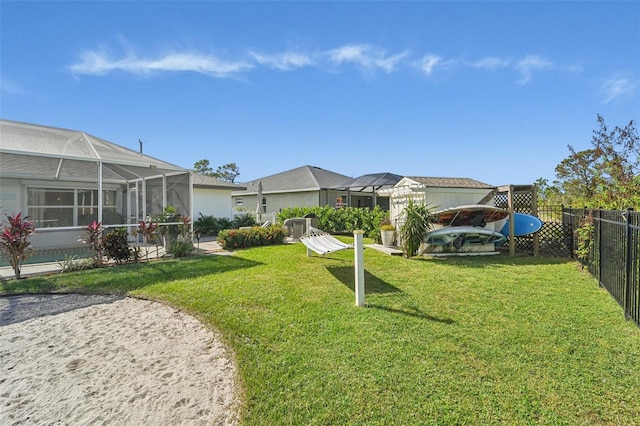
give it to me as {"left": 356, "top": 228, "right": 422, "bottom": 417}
{"left": 58, "top": 255, "right": 94, "bottom": 273}
{"left": 169, "top": 234, "right": 194, "bottom": 257}
{"left": 194, "top": 214, "right": 234, "bottom": 235}
{"left": 217, "top": 225, "right": 286, "bottom": 250}
{"left": 233, "top": 214, "right": 257, "bottom": 228}
{"left": 102, "top": 228, "right": 132, "bottom": 264}
{"left": 277, "top": 205, "right": 387, "bottom": 238}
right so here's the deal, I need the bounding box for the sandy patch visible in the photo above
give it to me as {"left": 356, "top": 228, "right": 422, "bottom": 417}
{"left": 0, "top": 294, "right": 239, "bottom": 425}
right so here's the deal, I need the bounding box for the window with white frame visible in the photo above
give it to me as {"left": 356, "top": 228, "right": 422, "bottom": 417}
{"left": 27, "top": 187, "right": 120, "bottom": 228}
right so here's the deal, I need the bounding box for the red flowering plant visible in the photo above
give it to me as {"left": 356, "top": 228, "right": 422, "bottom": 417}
{"left": 134, "top": 220, "right": 159, "bottom": 261}
{"left": 80, "top": 220, "right": 105, "bottom": 267}
{"left": 0, "top": 212, "right": 36, "bottom": 280}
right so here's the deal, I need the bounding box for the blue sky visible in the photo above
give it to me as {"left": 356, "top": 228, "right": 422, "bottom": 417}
{"left": 2, "top": 1, "right": 638, "bottom": 186}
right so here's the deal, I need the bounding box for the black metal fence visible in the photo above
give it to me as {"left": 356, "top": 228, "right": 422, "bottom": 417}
{"left": 563, "top": 207, "right": 640, "bottom": 326}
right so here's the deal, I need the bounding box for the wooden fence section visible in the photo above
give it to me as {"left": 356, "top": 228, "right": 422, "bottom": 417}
{"left": 564, "top": 207, "right": 640, "bottom": 327}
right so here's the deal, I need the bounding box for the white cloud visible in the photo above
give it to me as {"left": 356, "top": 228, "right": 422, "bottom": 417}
{"left": 324, "top": 44, "right": 407, "bottom": 73}
{"left": 250, "top": 51, "right": 313, "bottom": 71}
{"left": 602, "top": 76, "right": 639, "bottom": 103}
{"left": 70, "top": 48, "right": 253, "bottom": 77}
{"left": 471, "top": 56, "right": 510, "bottom": 71}
{"left": 69, "top": 40, "right": 582, "bottom": 88}
{"left": 416, "top": 54, "right": 442, "bottom": 76}
{"left": 515, "top": 55, "right": 553, "bottom": 84}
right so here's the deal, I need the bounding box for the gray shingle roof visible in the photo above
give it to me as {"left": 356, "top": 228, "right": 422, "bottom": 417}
{"left": 233, "top": 165, "right": 353, "bottom": 194}
{"left": 406, "top": 176, "right": 494, "bottom": 189}
{"left": 191, "top": 172, "right": 246, "bottom": 190}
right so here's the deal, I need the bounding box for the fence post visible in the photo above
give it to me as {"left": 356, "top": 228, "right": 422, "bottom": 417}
{"left": 532, "top": 185, "right": 539, "bottom": 256}
{"left": 508, "top": 185, "right": 515, "bottom": 256}
{"left": 625, "top": 207, "right": 634, "bottom": 320}
{"left": 597, "top": 208, "right": 602, "bottom": 287}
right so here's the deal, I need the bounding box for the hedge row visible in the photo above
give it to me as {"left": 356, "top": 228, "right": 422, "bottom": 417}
{"left": 276, "top": 205, "right": 388, "bottom": 238}
{"left": 216, "top": 225, "right": 287, "bottom": 250}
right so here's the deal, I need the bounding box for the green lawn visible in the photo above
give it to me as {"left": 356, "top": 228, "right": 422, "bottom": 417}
{"left": 3, "top": 240, "right": 640, "bottom": 425}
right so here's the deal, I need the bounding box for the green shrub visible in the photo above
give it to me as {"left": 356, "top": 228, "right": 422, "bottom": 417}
{"left": 169, "top": 235, "right": 194, "bottom": 257}
{"left": 58, "top": 255, "right": 94, "bottom": 273}
{"left": 277, "top": 205, "right": 387, "bottom": 238}
{"left": 575, "top": 214, "right": 594, "bottom": 268}
{"left": 194, "top": 213, "right": 234, "bottom": 235}
{"left": 102, "top": 228, "right": 132, "bottom": 264}
{"left": 217, "top": 225, "right": 286, "bottom": 250}
{"left": 233, "top": 214, "right": 257, "bottom": 228}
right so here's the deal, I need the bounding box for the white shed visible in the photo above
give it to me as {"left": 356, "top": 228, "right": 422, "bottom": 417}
{"left": 385, "top": 176, "right": 496, "bottom": 228}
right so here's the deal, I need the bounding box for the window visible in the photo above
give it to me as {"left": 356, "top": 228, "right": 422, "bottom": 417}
{"left": 27, "top": 188, "right": 120, "bottom": 228}
{"left": 236, "top": 198, "right": 243, "bottom": 206}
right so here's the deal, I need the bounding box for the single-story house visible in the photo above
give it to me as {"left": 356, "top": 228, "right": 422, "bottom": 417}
{"left": 0, "top": 119, "right": 192, "bottom": 249}
{"left": 191, "top": 173, "right": 246, "bottom": 220}
{"left": 231, "top": 165, "right": 402, "bottom": 214}
{"left": 333, "top": 172, "right": 403, "bottom": 210}
{"left": 231, "top": 165, "right": 353, "bottom": 215}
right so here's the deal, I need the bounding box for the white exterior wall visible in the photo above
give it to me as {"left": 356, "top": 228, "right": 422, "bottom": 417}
{"left": 424, "top": 187, "right": 494, "bottom": 210}
{"left": 232, "top": 190, "right": 345, "bottom": 216}
{"left": 388, "top": 182, "right": 494, "bottom": 229}
{"left": 193, "top": 187, "right": 234, "bottom": 219}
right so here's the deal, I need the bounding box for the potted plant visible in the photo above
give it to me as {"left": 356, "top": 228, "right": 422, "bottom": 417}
{"left": 380, "top": 218, "right": 396, "bottom": 247}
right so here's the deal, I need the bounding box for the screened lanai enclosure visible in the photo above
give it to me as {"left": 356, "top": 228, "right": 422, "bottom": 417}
{"left": 0, "top": 119, "right": 191, "bottom": 249}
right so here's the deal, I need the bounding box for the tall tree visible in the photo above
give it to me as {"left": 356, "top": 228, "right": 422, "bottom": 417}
{"left": 553, "top": 115, "right": 640, "bottom": 209}
{"left": 590, "top": 114, "right": 640, "bottom": 209}
{"left": 212, "top": 162, "right": 240, "bottom": 183}
{"left": 193, "top": 159, "right": 214, "bottom": 177}
{"left": 554, "top": 147, "right": 601, "bottom": 203}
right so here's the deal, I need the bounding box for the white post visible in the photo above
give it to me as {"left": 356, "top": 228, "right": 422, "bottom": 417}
{"left": 306, "top": 218, "right": 312, "bottom": 257}
{"left": 354, "top": 230, "right": 365, "bottom": 307}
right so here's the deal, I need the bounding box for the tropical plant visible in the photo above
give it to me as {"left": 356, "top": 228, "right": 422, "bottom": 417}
{"left": 169, "top": 235, "right": 194, "bottom": 257}
{"left": 398, "top": 198, "right": 435, "bottom": 258}
{"left": 135, "top": 219, "right": 160, "bottom": 261}
{"left": 80, "top": 221, "right": 105, "bottom": 267}
{"left": 102, "top": 228, "right": 133, "bottom": 264}
{"left": 167, "top": 216, "right": 194, "bottom": 257}
{"left": 233, "top": 213, "right": 257, "bottom": 228}
{"left": 0, "top": 212, "right": 36, "bottom": 279}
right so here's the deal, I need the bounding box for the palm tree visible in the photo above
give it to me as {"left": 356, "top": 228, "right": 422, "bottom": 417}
{"left": 398, "top": 198, "right": 435, "bottom": 258}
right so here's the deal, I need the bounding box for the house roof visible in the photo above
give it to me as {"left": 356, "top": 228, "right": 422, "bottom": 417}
{"left": 233, "top": 165, "right": 352, "bottom": 195}
{"left": 403, "top": 176, "right": 495, "bottom": 189}
{"left": 333, "top": 172, "right": 403, "bottom": 192}
{"left": 0, "top": 119, "right": 188, "bottom": 182}
{"left": 191, "top": 172, "right": 246, "bottom": 190}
